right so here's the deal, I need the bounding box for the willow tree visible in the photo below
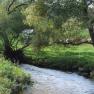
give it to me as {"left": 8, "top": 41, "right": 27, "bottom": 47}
{"left": 22, "top": 0, "right": 54, "bottom": 50}
{"left": 0, "top": 0, "right": 32, "bottom": 63}
{"left": 22, "top": 0, "right": 90, "bottom": 47}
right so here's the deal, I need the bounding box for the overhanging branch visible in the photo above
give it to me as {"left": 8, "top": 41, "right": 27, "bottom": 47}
{"left": 54, "top": 39, "right": 92, "bottom": 46}
{"left": 62, "top": 41, "right": 92, "bottom": 45}
{"left": 7, "top": 0, "right": 31, "bottom": 14}
{"left": 7, "top": 0, "right": 16, "bottom": 13}
{"left": 8, "top": 3, "right": 28, "bottom": 14}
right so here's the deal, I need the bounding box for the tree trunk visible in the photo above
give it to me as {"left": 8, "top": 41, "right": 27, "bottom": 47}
{"left": 3, "top": 44, "right": 26, "bottom": 63}
{"left": 88, "top": 24, "right": 94, "bottom": 45}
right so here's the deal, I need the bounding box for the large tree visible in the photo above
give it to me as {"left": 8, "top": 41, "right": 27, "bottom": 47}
{"left": 22, "top": 0, "right": 90, "bottom": 46}
{"left": 0, "top": 0, "right": 32, "bottom": 63}
{"left": 1, "top": 0, "right": 94, "bottom": 63}
{"left": 84, "top": 0, "right": 94, "bottom": 45}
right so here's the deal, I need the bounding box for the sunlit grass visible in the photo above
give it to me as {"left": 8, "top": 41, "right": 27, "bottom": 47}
{"left": 24, "top": 44, "right": 94, "bottom": 73}
{"left": 25, "top": 44, "right": 94, "bottom": 59}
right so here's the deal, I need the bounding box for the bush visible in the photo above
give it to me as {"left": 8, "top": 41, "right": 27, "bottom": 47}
{"left": 0, "top": 58, "right": 31, "bottom": 94}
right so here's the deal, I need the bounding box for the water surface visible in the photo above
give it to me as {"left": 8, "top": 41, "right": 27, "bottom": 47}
{"left": 21, "top": 64, "right": 94, "bottom": 94}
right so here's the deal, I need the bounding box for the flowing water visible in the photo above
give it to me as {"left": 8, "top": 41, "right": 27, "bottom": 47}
{"left": 21, "top": 64, "right": 94, "bottom": 94}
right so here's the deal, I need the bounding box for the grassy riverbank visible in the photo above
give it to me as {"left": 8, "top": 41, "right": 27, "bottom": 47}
{"left": 24, "top": 44, "right": 94, "bottom": 78}
{"left": 0, "top": 58, "right": 31, "bottom": 94}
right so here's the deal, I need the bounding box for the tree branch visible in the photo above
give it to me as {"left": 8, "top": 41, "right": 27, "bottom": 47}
{"left": 18, "top": 43, "right": 31, "bottom": 51}
{"left": 8, "top": 3, "right": 28, "bottom": 14}
{"left": 7, "top": 0, "right": 32, "bottom": 14}
{"left": 7, "top": 0, "right": 16, "bottom": 13}
{"left": 62, "top": 41, "right": 92, "bottom": 45}
{"left": 54, "top": 39, "right": 92, "bottom": 46}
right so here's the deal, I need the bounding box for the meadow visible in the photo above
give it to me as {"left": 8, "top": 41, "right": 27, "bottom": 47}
{"left": 24, "top": 44, "right": 94, "bottom": 78}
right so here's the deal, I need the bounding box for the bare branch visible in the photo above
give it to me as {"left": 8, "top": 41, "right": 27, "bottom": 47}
{"left": 7, "top": 0, "right": 32, "bottom": 14}
{"left": 7, "top": 0, "right": 16, "bottom": 12}
{"left": 8, "top": 3, "right": 28, "bottom": 14}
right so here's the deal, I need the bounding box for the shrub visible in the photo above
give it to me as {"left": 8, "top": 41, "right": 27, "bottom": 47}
{"left": 0, "top": 59, "right": 31, "bottom": 94}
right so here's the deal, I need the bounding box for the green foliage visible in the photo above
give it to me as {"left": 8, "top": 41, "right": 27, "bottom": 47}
{"left": 22, "top": 0, "right": 90, "bottom": 49}
{"left": 61, "top": 18, "right": 89, "bottom": 41}
{"left": 0, "top": 0, "right": 90, "bottom": 50}
{"left": 0, "top": 1, "right": 28, "bottom": 51}
{"left": 23, "top": 0, "right": 53, "bottom": 31}
{"left": 0, "top": 77, "right": 12, "bottom": 94}
{"left": 22, "top": 0, "right": 53, "bottom": 49}
{"left": 0, "top": 59, "right": 31, "bottom": 94}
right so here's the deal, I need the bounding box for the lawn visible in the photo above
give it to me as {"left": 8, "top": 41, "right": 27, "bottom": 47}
{"left": 24, "top": 44, "right": 94, "bottom": 78}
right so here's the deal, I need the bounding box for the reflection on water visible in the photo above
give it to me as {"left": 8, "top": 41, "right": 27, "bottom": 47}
{"left": 21, "top": 64, "right": 94, "bottom": 94}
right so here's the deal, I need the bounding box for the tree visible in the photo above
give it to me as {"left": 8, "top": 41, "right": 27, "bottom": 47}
{"left": 0, "top": 0, "right": 32, "bottom": 63}
{"left": 23, "top": 0, "right": 90, "bottom": 47}
{"left": 84, "top": 0, "right": 94, "bottom": 45}
{"left": 1, "top": 0, "right": 94, "bottom": 63}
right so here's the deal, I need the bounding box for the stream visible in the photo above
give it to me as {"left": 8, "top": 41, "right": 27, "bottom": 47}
{"left": 21, "top": 64, "right": 94, "bottom": 94}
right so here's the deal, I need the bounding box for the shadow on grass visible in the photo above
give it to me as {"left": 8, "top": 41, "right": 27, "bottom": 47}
{"left": 24, "top": 51, "right": 94, "bottom": 72}
{"left": 22, "top": 45, "right": 94, "bottom": 78}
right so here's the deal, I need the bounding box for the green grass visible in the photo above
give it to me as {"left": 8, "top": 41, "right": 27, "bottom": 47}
{"left": 24, "top": 44, "right": 94, "bottom": 78}
{"left": 25, "top": 44, "right": 94, "bottom": 62}
{"left": 0, "top": 58, "right": 31, "bottom": 94}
